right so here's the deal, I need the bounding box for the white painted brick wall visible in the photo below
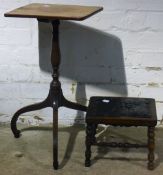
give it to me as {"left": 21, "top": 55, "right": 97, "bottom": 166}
{"left": 0, "top": 0, "right": 163, "bottom": 125}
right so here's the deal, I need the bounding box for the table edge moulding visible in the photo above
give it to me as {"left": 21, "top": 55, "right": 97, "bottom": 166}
{"left": 4, "top": 3, "right": 103, "bottom": 20}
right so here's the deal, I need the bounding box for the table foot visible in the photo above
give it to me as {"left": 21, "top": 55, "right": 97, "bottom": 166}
{"left": 13, "top": 130, "right": 21, "bottom": 138}
{"left": 11, "top": 99, "right": 50, "bottom": 137}
{"left": 53, "top": 161, "right": 59, "bottom": 170}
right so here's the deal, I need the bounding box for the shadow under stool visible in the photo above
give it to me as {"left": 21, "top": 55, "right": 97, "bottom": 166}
{"left": 85, "top": 96, "right": 157, "bottom": 170}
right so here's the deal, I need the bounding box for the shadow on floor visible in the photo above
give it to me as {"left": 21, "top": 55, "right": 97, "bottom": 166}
{"left": 20, "top": 125, "right": 163, "bottom": 169}
{"left": 21, "top": 124, "right": 85, "bottom": 169}
{"left": 92, "top": 126, "right": 163, "bottom": 169}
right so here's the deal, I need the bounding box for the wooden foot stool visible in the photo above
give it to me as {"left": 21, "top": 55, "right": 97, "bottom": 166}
{"left": 85, "top": 97, "right": 157, "bottom": 170}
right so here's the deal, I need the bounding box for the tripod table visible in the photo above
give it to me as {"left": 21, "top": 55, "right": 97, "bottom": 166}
{"left": 4, "top": 3, "right": 103, "bottom": 169}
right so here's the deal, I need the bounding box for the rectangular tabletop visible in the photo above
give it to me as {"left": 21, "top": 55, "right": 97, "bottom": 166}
{"left": 4, "top": 3, "right": 103, "bottom": 21}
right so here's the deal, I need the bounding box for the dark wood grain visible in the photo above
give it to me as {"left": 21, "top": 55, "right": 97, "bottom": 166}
{"left": 85, "top": 96, "right": 157, "bottom": 170}
{"left": 148, "top": 126, "right": 155, "bottom": 170}
{"left": 4, "top": 3, "right": 103, "bottom": 20}
{"left": 86, "top": 97, "right": 157, "bottom": 126}
{"left": 7, "top": 2, "right": 102, "bottom": 170}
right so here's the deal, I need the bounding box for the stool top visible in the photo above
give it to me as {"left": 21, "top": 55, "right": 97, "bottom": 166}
{"left": 86, "top": 97, "right": 157, "bottom": 126}
{"left": 4, "top": 3, "right": 103, "bottom": 21}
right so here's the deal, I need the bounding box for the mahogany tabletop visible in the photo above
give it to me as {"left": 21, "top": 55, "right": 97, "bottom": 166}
{"left": 4, "top": 3, "right": 103, "bottom": 21}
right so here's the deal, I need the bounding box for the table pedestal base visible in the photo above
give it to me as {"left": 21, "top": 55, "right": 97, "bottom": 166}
{"left": 10, "top": 19, "right": 87, "bottom": 170}
{"left": 11, "top": 81, "right": 87, "bottom": 169}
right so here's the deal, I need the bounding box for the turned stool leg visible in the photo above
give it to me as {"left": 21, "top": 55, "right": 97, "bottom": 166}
{"left": 148, "top": 126, "right": 155, "bottom": 170}
{"left": 92, "top": 124, "right": 98, "bottom": 144}
{"left": 85, "top": 123, "right": 94, "bottom": 167}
